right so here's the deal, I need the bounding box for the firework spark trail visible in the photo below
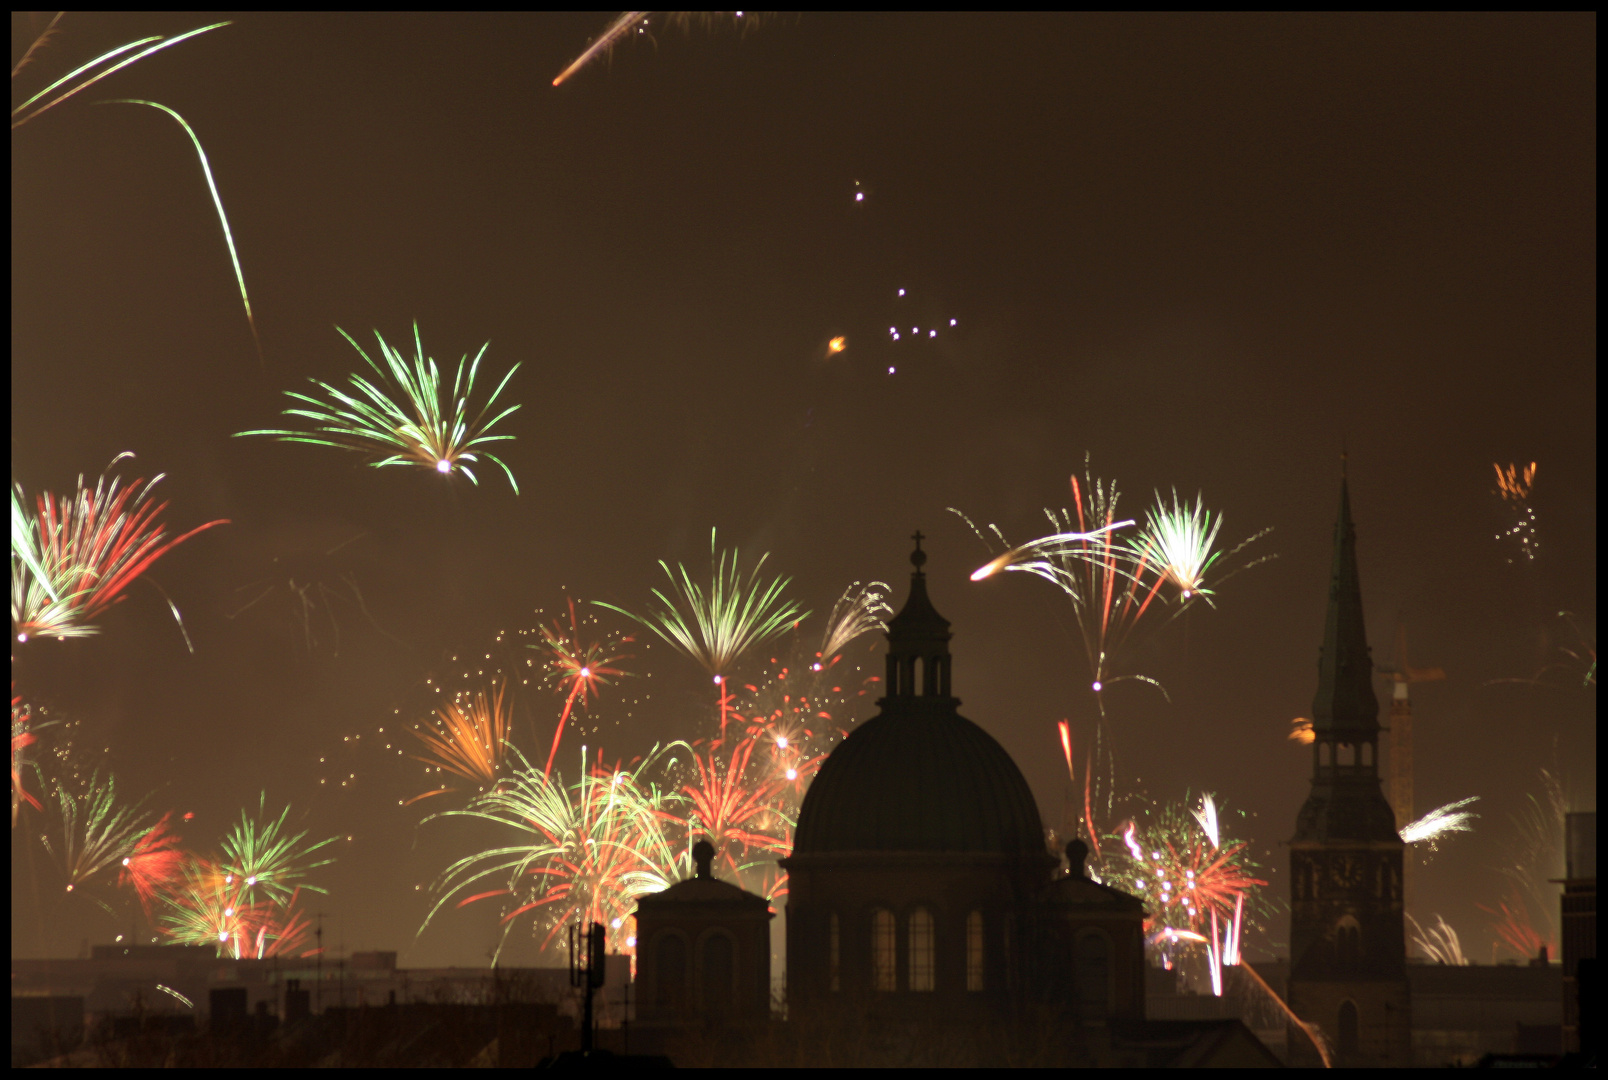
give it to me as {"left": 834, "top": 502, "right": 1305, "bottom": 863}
{"left": 1399, "top": 796, "right": 1479, "bottom": 849}
{"left": 407, "top": 679, "right": 514, "bottom": 803}
{"left": 119, "top": 811, "right": 185, "bottom": 918}
{"left": 817, "top": 581, "right": 892, "bottom": 667}
{"left": 237, "top": 324, "right": 522, "bottom": 492}
{"left": 1407, "top": 913, "right": 1469, "bottom": 966}
{"left": 536, "top": 599, "right": 634, "bottom": 777}
{"left": 954, "top": 459, "right": 1149, "bottom": 699}
{"left": 220, "top": 793, "right": 338, "bottom": 906}
{"left": 11, "top": 456, "right": 228, "bottom": 643}
{"left": 422, "top": 744, "right": 688, "bottom": 958}
{"left": 597, "top": 529, "right": 807, "bottom": 736}
{"left": 11, "top": 19, "right": 258, "bottom": 349}
{"left": 1237, "top": 959, "right": 1332, "bottom": 1068}
{"left": 43, "top": 771, "right": 155, "bottom": 892}
{"left": 1491, "top": 766, "right": 1567, "bottom": 957}
{"left": 1479, "top": 884, "right": 1551, "bottom": 961}
{"left": 552, "top": 12, "right": 759, "bottom": 87}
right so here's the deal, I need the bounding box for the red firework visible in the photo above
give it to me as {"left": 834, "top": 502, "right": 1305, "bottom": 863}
{"left": 534, "top": 598, "right": 633, "bottom": 777}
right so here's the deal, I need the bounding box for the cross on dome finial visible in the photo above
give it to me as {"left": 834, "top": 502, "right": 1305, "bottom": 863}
{"left": 911, "top": 530, "right": 927, "bottom": 571}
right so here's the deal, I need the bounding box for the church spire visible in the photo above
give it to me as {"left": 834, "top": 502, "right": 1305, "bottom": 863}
{"left": 882, "top": 531, "right": 956, "bottom": 702}
{"left": 1311, "top": 477, "right": 1379, "bottom": 739}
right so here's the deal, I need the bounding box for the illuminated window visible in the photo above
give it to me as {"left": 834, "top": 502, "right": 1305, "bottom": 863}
{"left": 966, "top": 911, "right": 985, "bottom": 992}
{"left": 909, "top": 908, "right": 934, "bottom": 991}
{"left": 829, "top": 912, "right": 841, "bottom": 993}
{"left": 872, "top": 909, "right": 896, "bottom": 991}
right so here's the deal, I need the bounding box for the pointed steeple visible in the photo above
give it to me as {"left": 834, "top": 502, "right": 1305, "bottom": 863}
{"left": 1311, "top": 477, "right": 1379, "bottom": 739}
{"left": 882, "top": 531, "right": 956, "bottom": 703}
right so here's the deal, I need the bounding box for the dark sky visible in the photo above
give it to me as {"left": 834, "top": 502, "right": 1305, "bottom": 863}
{"left": 12, "top": 12, "right": 1595, "bottom": 968}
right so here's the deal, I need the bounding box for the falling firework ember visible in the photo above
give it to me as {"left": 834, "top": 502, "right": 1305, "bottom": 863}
{"left": 11, "top": 455, "right": 228, "bottom": 643}
{"left": 1492, "top": 461, "right": 1539, "bottom": 563}
{"left": 238, "top": 324, "right": 522, "bottom": 492}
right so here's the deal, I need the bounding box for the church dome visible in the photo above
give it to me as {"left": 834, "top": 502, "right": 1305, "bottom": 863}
{"left": 792, "top": 535, "right": 1045, "bottom": 856}
{"left": 792, "top": 704, "right": 1046, "bottom": 855}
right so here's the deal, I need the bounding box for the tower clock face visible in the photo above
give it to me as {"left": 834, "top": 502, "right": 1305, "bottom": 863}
{"left": 1329, "top": 855, "right": 1361, "bottom": 888}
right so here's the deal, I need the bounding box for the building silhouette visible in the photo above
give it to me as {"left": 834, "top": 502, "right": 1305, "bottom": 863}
{"left": 1286, "top": 477, "right": 1411, "bottom": 1066}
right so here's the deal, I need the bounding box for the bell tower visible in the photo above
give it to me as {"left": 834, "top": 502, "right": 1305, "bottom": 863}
{"left": 1286, "top": 474, "right": 1410, "bottom": 1067}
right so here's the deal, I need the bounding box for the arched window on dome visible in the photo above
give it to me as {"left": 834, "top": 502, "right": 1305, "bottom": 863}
{"left": 1075, "top": 929, "right": 1111, "bottom": 1017}
{"left": 829, "top": 912, "right": 841, "bottom": 993}
{"left": 872, "top": 909, "right": 896, "bottom": 991}
{"left": 909, "top": 907, "right": 935, "bottom": 991}
{"left": 966, "top": 911, "right": 985, "bottom": 992}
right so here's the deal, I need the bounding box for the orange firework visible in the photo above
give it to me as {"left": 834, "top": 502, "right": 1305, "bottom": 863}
{"left": 407, "top": 679, "right": 513, "bottom": 803}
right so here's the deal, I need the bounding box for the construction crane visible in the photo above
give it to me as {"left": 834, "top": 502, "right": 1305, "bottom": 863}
{"left": 1377, "top": 624, "right": 1444, "bottom": 920}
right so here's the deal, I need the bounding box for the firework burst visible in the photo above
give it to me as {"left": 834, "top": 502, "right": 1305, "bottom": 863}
{"left": 598, "top": 529, "right": 807, "bottom": 735}
{"left": 1399, "top": 796, "right": 1479, "bottom": 852}
{"left": 118, "top": 811, "right": 186, "bottom": 918}
{"left": 1128, "top": 490, "right": 1273, "bottom": 605}
{"left": 407, "top": 679, "right": 515, "bottom": 803}
{"left": 817, "top": 581, "right": 892, "bottom": 667}
{"left": 677, "top": 738, "right": 789, "bottom": 879}
{"left": 156, "top": 855, "right": 261, "bottom": 957}
{"left": 219, "top": 793, "right": 338, "bottom": 906}
{"left": 1492, "top": 461, "right": 1538, "bottom": 562}
{"left": 238, "top": 324, "right": 522, "bottom": 491}
{"left": 422, "top": 744, "right": 687, "bottom": 958}
{"left": 535, "top": 599, "right": 634, "bottom": 777}
{"left": 42, "top": 771, "right": 155, "bottom": 893}
{"left": 960, "top": 460, "right": 1272, "bottom": 707}
{"left": 11, "top": 455, "right": 228, "bottom": 644}
{"left": 955, "top": 459, "right": 1148, "bottom": 700}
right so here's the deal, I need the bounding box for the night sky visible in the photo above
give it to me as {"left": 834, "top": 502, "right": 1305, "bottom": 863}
{"left": 12, "top": 13, "right": 1595, "bottom": 969}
